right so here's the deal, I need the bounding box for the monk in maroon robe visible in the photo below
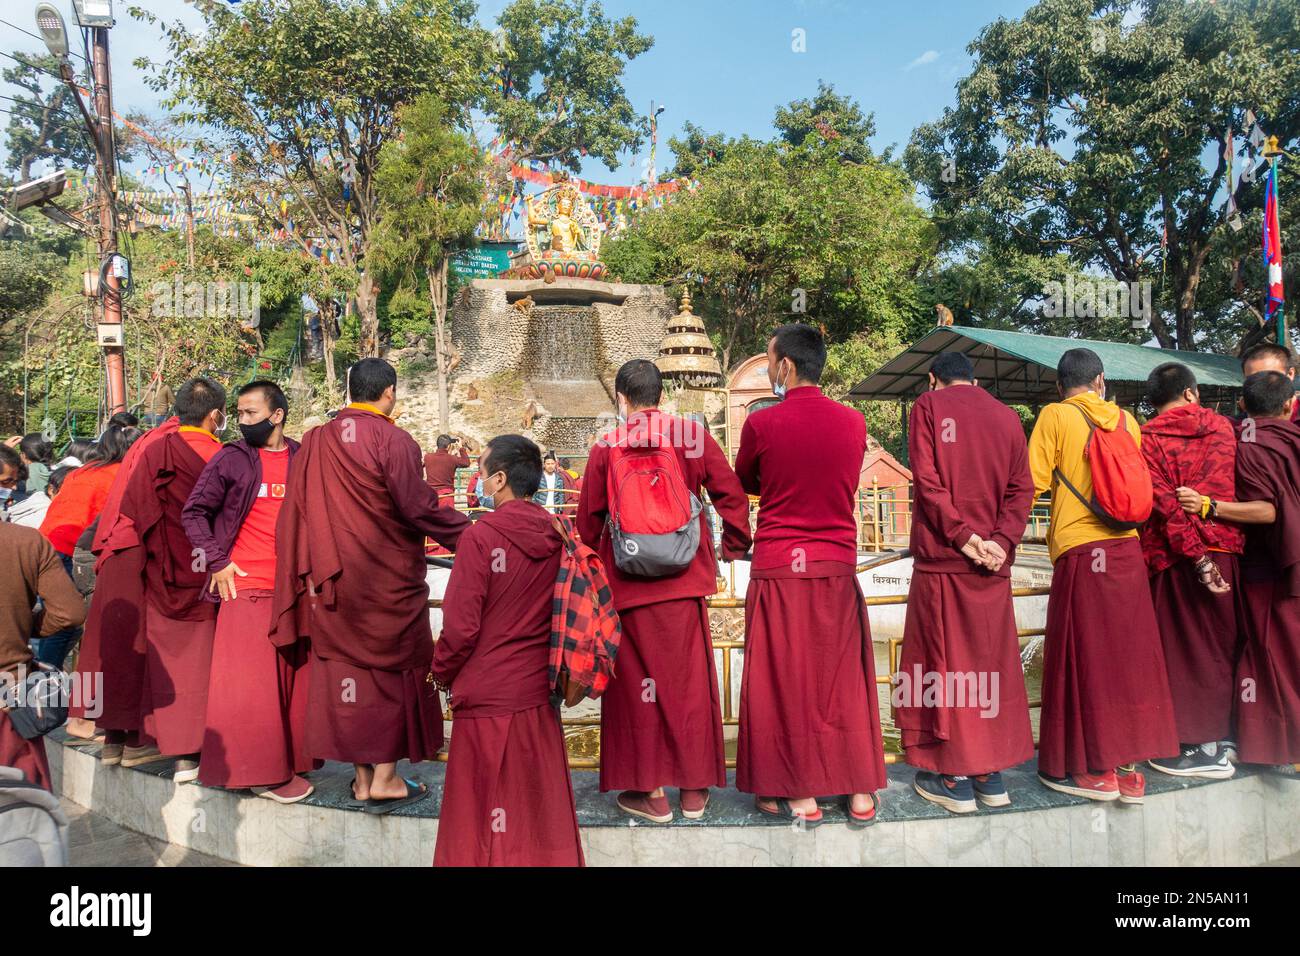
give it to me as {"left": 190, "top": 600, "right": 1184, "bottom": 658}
{"left": 118, "top": 379, "right": 227, "bottom": 782}
{"left": 433, "top": 435, "right": 583, "bottom": 866}
{"left": 66, "top": 415, "right": 178, "bottom": 761}
{"left": 1177, "top": 371, "right": 1300, "bottom": 770}
{"left": 578, "top": 360, "right": 751, "bottom": 823}
{"left": 271, "top": 359, "right": 469, "bottom": 808}
{"left": 1240, "top": 342, "right": 1300, "bottom": 423}
{"left": 898, "top": 352, "right": 1035, "bottom": 814}
{"left": 733, "top": 324, "right": 887, "bottom": 827}
{"left": 424, "top": 434, "right": 470, "bottom": 508}
{"left": 1139, "top": 362, "right": 1244, "bottom": 780}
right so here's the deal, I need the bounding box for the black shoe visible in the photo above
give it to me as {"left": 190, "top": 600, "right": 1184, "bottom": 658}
{"left": 1148, "top": 743, "right": 1234, "bottom": 780}
{"left": 972, "top": 771, "right": 1011, "bottom": 807}
{"left": 913, "top": 771, "right": 977, "bottom": 814}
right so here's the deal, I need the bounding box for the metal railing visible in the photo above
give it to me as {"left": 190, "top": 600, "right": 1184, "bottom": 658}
{"left": 426, "top": 581, "right": 1052, "bottom": 770}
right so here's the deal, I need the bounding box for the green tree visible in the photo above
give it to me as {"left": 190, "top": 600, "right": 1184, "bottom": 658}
{"left": 662, "top": 121, "right": 730, "bottom": 180}
{"left": 488, "top": 0, "right": 653, "bottom": 178}
{"left": 371, "top": 94, "right": 486, "bottom": 431}
{"left": 134, "top": 0, "right": 492, "bottom": 359}
{"left": 2, "top": 51, "right": 96, "bottom": 183}
{"left": 605, "top": 92, "right": 936, "bottom": 369}
{"left": 905, "top": 0, "right": 1300, "bottom": 351}
{"left": 773, "top": 79, "right": 885, "bottom": 164}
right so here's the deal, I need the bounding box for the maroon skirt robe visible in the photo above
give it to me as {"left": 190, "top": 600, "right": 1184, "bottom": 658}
{"left": 433, "top": 702, "right": 584, "bottom": 867}
{"left": 68, "top": 546, "right": 147, "bottom": 731}
{"left": 140, "top": 602, "right": 217, "bottom": 756}
{"left": 736, "top": 567, "right": 888, "bottom": 798}
{"left": 599, "top": 597, "right": 726, "bottom": 793}
{"left": 1148, "top": 552, "right": 1242, "bottom": 745}
{"left": 897, "top": 570, "right": 1035, "bottom": 776}
{"left": 1038, "top": 538, "right": 1180, "bottom": 778}
{"left": 0, "top": 710, "right": 50, "bottom": 790}
{"left": 198, "top": 590, "right": 316, "bottom": 788}
{"left": 1236, "top": 578, "right": 1300, "bottom": 765}
{"left": 306, "top": 652, "right": 443, "bottom": 765}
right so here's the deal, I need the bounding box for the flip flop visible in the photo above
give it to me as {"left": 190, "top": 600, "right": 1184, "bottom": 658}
{"left": 844, "top": 793, "right": 879, "bottom": 830}
{"left": 755, "top": 796, "right": 823, "bottom": 827}
{"left": 362, "top": 777, "right": 431, "bottom": 815}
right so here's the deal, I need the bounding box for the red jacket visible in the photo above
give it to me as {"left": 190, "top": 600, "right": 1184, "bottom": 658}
{"left": 40, "top": 461, "right": 121, "bottom": 556}
{"left": 578, "top": 409, "right": 751, "bottom": 611}
{"left": 1139, "top": 403, "right": 1244, "bottom": 575}
{"left": 907, "top": 385, "right": 1034, "bottom": 576}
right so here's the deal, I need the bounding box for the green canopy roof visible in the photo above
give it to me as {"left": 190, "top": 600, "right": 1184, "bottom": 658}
{"left": 847, "top": 327, "right": 1244, "bottom": 408}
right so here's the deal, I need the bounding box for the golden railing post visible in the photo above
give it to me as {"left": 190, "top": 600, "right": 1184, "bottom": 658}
{"left": 871, "top": 477, "right": 882, "bottom": 552}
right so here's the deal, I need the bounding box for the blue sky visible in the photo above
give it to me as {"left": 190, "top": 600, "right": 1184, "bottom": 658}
{"left": 0, "top": 0, "right": 1040, "bottom": 182}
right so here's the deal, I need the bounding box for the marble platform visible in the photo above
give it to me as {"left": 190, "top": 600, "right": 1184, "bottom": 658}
{"left": 47, "top": 731, "right": 1300, "bottom": 867}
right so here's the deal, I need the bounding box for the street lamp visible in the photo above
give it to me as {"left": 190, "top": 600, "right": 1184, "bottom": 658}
{"left": 650, "top": 103, "right": 666, "bottom": 186}
{"left": 33, "top": 3, "right": 68, "bottom": 58}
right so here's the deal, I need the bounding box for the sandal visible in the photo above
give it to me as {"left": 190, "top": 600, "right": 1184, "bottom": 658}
{"left": 346, "top": 777, "right": 368, "bottom": 808}
{"left": 755, "top": 796, "right": 823, "bottom": 827}
{"left": 844, "top": 793, "right": 879, "bottom": 830}
{"left": 362, "top": 776, "right": 431, "bottom": 815}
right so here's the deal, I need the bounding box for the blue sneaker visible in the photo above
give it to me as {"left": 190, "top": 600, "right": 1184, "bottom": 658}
{"left": 913, "top": 771, "right": 977, "bottom": 814}
{"left": 972, "top": 771, "right": 1011, "bottom": 807}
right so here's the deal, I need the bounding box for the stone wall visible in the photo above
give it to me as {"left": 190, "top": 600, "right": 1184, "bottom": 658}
{"left": 450, "top": 278, "right": 674, "bottom": 451}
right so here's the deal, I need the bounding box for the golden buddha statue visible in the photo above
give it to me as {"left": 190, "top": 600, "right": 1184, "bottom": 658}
{"left": 529, "top": 185, "right": 587, "bottom": 255}
{"left": 522, "top": 177, "right": 606, "bottom": 280}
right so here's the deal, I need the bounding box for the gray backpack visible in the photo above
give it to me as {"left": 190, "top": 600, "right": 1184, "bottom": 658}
{"left": 0, "top": 766, "right": 68, "bottom": 866}
{"left": 605, "top": 436, "right": 703, "bottom": 578}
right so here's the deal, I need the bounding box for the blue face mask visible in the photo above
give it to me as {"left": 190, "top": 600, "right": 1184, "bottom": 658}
{"left": 0, "top": 487, "right": 12, "bottom": 502}
{"left": 477, "top": 474, "right": 497, "bottom": 511}
{"left": 773, "top": 362, "right": 790, "bottom": 399}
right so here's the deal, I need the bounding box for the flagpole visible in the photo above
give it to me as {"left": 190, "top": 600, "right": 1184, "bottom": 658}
{"left": 1265, "top": 135, "right": 1285, "bottom": 346}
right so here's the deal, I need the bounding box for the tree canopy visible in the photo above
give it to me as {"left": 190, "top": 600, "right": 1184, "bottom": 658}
{"left": 605, "top": 86, "right": 936, "bottom": 369}
{"left": 905, "top": 0, "right": 1300, "bottom": 351}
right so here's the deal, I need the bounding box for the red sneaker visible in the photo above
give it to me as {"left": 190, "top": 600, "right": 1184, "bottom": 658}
{"left": 253, "top": 775, "right": 314, "bottom": 805}
{"left": 617, "top": 790, "right": 673, "bottom": 824}
{"left": 1038, "top": 770, "right": 1119, "bottom": 801}
{"left": 1116, "top": 766, "right": 1146, "bottom": 805}
{"left": 679, "top": 788, "right": 710, "bottom": 820}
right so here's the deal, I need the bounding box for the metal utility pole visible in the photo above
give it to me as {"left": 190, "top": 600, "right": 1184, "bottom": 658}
{"left": 35, "top": 1, "right": 126, "bottom": 418}
{"left": 649, "top": 102, "right": 665, "bottom": 187}
{"left": 91, "top": 26, "right": 125, "bottom": 416}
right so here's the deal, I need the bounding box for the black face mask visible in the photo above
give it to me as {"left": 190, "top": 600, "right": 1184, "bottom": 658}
{"left": 239, "top": 417, "right": 277, "bottom": 448}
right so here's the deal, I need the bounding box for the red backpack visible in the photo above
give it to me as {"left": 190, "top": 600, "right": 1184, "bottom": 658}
{"left": 1053, "top": 406, "right": 1153, "bottom": 530}
{"left": 604, "top": 415, "right": 703, "bottom": 577}
{"left": 549, "top": 516, "right": 621, "bottom": 707}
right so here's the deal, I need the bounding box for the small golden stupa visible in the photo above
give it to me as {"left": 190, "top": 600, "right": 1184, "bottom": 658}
{"left": 656, "top": 286, "right": 722, "bottom": 388}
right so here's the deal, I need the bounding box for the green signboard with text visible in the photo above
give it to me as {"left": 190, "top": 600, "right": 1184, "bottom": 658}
{"left": 451, "top": 243, "right": 518, "bottom": 279}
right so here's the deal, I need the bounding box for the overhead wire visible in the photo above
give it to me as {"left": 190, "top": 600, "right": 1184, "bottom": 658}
{"left": 0, "top": 17, "right": 88, "bottom": 60}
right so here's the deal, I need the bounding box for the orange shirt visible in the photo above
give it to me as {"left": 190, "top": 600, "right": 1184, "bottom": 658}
{"left": 179, "top": 426, "right": 222, "bottom": 464}
{"left": 227, "top": 446, "right": 291, "bottom": 590}
{"left": 39, "top": 462, "right": 121, "bottom": 555}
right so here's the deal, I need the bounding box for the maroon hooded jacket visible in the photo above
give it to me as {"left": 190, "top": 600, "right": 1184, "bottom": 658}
{"left": 1139, "top": 402, "right": 1244, "bottom": 576}
{"left": 432, "top": 498, "right": 562, "bottom": 718}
